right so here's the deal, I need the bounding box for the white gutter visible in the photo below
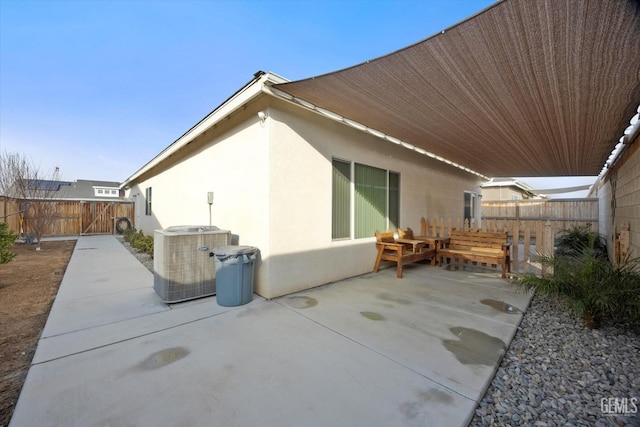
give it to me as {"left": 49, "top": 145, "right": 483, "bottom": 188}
{"left": 122, "top": 69, "right": 488, "bottom": 189}
{"left": 598, "top": 106, "right": 640, "bottom": 177}
{"left": 264, "top": 84, "right": 489, "bottom": 180}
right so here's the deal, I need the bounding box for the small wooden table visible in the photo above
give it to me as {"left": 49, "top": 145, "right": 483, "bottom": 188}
{"left": 413, "top": 235, "right": 443, "bottom": 266}
{"left": 395, "top": 238, "right": 426, "bottom": 254}
{"left": 397, "top": 237, "right": 439, "bottom": 266}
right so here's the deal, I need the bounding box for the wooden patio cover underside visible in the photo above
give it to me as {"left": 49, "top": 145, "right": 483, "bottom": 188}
{"left": 274, "top": 0, "right": 640, "bottom": 177}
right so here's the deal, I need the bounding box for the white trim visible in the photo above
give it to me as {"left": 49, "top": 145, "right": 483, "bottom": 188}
{"left": 265, "top": 85, "right": 489, "bottom": 180}
{"left": 93, "top": 186, "right": 119, "bottom": 197}
{"left": 122, "top": 70, "right": 488, "bottom": 192}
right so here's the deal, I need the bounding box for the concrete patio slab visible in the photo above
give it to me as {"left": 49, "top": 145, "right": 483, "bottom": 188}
{"left": 41, "top": 235, "right": 169, "bottom": 338}
{"left": 277, "top": 266, "right": 530, "bottom": 402}
{"left": 10, "top": 236, "right": 532, "bottom": 427}
{"left": 41, "top": 286, "right": 169, "bottom": 338}
{"left": 16, "top": 301, "right": 474, "bottom": 427}
{"left": 33, "top": 295, "right": 263, "bottom": 365}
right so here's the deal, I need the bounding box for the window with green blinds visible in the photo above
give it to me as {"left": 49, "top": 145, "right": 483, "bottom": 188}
{"left": 355, "top": 163, "right": 387, "bottom": 238}
{"left": 145, "top": 187, "right": 152, "bottom": 216}
{"left": 332, "top": 159, "right": 351, "bottom": 239}
{"left": 388, "top": 172, "right": 400, "bottom": 231}
{"left": 332, "top": 159, "right": 400, "bottom": 240}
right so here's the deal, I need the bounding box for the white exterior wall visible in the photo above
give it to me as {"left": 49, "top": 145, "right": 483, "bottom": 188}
{"left": 126, "top": 109, "right": 273, "bottom": 294}
{"left": 126, "top": 95, "right": 482, "bottom": 299}
{"left": 264, "top": 100, "right": 481, "bottom": 297}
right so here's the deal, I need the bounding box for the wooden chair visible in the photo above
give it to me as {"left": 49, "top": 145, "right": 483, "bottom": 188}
{"left": 373, "top": 229, "right": 436, "bottom": 278}
{"left": 397, "top": 226, "right": 415, "bottom": 239}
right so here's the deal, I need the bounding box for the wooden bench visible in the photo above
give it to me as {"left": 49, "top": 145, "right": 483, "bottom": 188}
{"left": 373, "top": 229, "right": 436, "bottom": 278}
{"left": 438, "top": 230, "right": 512, "bottom": 278}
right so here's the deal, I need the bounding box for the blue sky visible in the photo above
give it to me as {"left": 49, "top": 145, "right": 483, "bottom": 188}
{"left": 0, "top": 0, "right": 593, "bottom": 196}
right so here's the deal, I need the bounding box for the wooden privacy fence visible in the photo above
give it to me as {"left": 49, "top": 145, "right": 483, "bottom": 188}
{"left": 0, "top": 197, "right": 134, "bottom": 236}
{"left": 481, "top": 199, "right": 599, "bottom": 236}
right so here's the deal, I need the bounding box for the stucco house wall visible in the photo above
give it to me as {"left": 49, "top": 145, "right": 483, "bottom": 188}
{"left": 593, "top": 139, "right": 640, "bottom": 261}
{"left": 263, "top": 99, "right": 480, "bottom": 297}
{"left": 124, "top": 78, "right": 482, "bottom": 299}
{"left": 482, "top": 187, "right": 524, "bottom": 201}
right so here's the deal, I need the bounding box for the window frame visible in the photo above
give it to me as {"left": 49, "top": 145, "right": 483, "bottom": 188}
{"left": 93, "top": 186, "right": 119, "bottom": 197}
{"left": 145, "top": 187, "right": 152, "bottom": 216}
{"left": 464, "top": 191, "right": 476, "bottom": 222}
{"left": 332, "top": 158, "right": 400, "bottom": 240}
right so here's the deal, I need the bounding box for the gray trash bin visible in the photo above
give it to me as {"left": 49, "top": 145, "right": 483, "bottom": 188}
{"left": 212, "top": 245, "right": 258, "bottom": 307}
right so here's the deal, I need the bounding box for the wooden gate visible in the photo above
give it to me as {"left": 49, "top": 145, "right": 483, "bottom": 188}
{"left": 81, "top": 201, "right": 134, "bottom": 235}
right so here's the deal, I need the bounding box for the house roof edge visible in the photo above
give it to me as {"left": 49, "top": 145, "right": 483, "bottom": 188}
{"left": 121, "top": 71, "right": 289, "bottom": 189}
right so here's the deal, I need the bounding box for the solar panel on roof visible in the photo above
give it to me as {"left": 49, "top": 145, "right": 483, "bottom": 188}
{"left": 26, "top": 180, "right": 72, "bottom": 191}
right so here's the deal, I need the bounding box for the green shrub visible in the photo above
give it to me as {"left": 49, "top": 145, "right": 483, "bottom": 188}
{"left": 0, "top": 222, "right": 19, "bottom": 264}
{"left": 123, "top": 229, "right": 154, "bottom": 258}
{"left": 122, "top": 228, "right": 135, "bottom": 242}
{"left": 515, "top": 236, "right": 640, "bottom": 329}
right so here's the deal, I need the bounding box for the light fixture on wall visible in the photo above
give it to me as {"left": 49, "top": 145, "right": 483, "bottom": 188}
{"left": 207, "top": 192, "right": 214, "bottom": 226}
{"left": 257, "top": 111, "right": 267, "bottom": 125}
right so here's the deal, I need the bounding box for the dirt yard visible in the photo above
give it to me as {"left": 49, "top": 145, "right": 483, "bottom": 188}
{"left": 0, "top": 240, "right": 76, "bottom": 426}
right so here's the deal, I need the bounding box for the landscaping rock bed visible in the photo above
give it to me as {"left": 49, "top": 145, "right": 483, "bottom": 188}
{"left": 470, "top": 293, "right": 640, "bottom": 427}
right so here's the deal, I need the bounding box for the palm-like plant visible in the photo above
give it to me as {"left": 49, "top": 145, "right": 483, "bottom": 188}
{"left": 515, "top": 228, "right": 640, "bottom": 329}
{"left": 554, "top": 224, "right": 607, "bottom": 259}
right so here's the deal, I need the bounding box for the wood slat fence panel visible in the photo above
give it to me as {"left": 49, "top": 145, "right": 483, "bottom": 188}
{"left": 482, "top": 199, "right": 599, "bottom": 235}
{"left": 0, "top": 197, "right": 21, "bottom": 233}
{"left": 0, "top": 196, "right": 134, "bottom": 237}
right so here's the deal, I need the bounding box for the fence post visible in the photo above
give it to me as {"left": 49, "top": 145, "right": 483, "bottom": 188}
{"left": 619, "top": 222, "right": 630, "bottom": 265}
{"left": 512, "top": 220, "right": 520, "bottom": 273}
{"left": 542, "top": 220, "right": 555, "bottom": 277}
{"left": 523, "top": 223, "right": 531, "bottom": 273}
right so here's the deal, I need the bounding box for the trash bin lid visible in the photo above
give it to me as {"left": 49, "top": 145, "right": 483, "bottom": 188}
{"left": 213, "top": 245, "right": 258, "bottom": 258}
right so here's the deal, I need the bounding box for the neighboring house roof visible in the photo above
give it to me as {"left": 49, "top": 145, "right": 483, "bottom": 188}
{"left": 15, "top": 179, "right": 122, "bottom": 201}
{"left": 26, "top": 180, "right": 72, "bottom": 191}
{"left": 481, "top": 178, "right": 541, "bottom": 199}
{"left": 66, "top": 180, "right": 122, "bottom": 200}
{"left": 273, "top": 0, "right": 640, "bottom": 178}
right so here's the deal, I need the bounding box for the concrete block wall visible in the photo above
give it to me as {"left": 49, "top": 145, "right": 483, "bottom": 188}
{"left": 610, "top": 143, "right": 640, "bottom": 258}
{"left": 596, "top": 140, "right": 640, "bottom": 261}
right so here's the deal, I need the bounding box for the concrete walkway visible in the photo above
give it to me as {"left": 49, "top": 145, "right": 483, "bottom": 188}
{"left": 10, "top": 235, "right": 531, "bottom": 427}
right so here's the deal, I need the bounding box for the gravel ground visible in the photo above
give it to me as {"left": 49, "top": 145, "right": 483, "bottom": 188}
{"left": 470, "top": 293, "right": 640, "bottom": 427}
{"left": 116, "top": 237, "right": 639, "bottom": 426}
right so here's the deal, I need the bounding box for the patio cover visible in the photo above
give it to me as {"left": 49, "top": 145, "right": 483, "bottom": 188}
{"left": 273, "top": 0, "right": 640, "bottom": 177}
